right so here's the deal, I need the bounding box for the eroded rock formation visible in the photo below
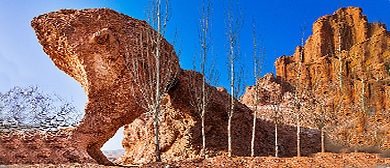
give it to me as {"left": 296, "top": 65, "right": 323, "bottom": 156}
{"left": 241, "top": 7, "right": 390, "bottom": 150}
{"left": 116, "top": 70, "right": 320, "bottom": 164}
{"left": 28, "top": 8, "right": 177, "bottom": 165}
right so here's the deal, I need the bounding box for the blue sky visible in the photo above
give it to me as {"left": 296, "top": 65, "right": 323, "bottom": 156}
{"left": 1, "top": 0, "right": 390, "bottom": 150}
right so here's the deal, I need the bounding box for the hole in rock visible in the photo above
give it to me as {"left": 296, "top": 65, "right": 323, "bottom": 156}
{"left": 101, "top": 126, "right": 125, "bottom": 163}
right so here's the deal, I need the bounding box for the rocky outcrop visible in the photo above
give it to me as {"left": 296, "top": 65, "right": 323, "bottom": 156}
{"left": 276, "top": 7, "right": 390, "bottom": 110}
{"left": 28, "top": 8, "right": 178, "bottom": 165}
{"left": 242, "top": 7, "right": 390, "bottom": 150}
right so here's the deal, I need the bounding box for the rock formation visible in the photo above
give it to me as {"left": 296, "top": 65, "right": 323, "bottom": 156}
{"left": 242, "top": 7, "right": 390, "bottom": 150}
{"left": 30, "top": 8, "right": 178, "bottom": 165}
{"left": 0, "top": 8, "right": 320, "bottom": 165}
{"left": 2, "top": 7, "right": 327, "bottom": 165}
{"left": 116, "top": 70, "right": 320, "bottom": 164}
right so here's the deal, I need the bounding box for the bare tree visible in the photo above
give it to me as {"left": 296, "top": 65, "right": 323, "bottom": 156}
{"left": 306, "top": 66, "right": 340, "bottom": 153}
{"left": 187, "top": 0, "right": 217, "bottom": 159}
{"left": 125, "top": 0, "right": 179, "bottom": 162}
{"left": 198, "top": 0, "right": 211, "bottom": 159}
{"left": 337, "top": 0, "right": 345, "bottom": 92}
{"left": 337, "top": 23, "right": 344, "bottom": 91}
{"left": 359, "top": 70, "right": 368, "bottom": 139}
{"left": 270, "top": 91, "right": 282, "bottom": 157}
{"left": 294, "top": 23, "right": 306, "bottom": 157}
{"left": 250, "top": 18, "right": 265, "bottom": 157}
{"left": 335, "top": 6, "right": 354, "bottom": 93}
{"left": 225, "top": 0, "right": 245, "bottom": 157}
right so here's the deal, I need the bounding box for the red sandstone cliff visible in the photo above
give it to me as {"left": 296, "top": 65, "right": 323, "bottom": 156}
{"left": 241, "top": 7, "right": 390, "bottom": 150}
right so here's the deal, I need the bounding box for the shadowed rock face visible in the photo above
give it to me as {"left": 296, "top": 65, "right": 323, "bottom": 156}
{"left": 116, "top": 70, "right": 320, "bottom": 164}
{"left": 31, "top": 8, "right": 179, "bottom": 165}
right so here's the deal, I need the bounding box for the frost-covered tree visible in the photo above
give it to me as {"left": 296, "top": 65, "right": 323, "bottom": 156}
{"left": 0, "top": 85, "right": 81, "bottom": 132}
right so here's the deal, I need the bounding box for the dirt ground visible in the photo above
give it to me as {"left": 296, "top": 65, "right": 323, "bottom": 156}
{"left": 2, "top": 152, "right": 390, "bottom": 168}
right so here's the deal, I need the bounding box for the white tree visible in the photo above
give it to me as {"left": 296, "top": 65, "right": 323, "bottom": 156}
{"left": 270, "top": 91, "right": 282, "bottom": 157}
{"left": 250, "top": 18, "right": 265, "bottom": 157}
{"left": 125, "top": 0, "right": 179, "bottom": 162}
{"left": 225, "top": 0, "right": 245, "bottom": 157}
{"left": 294, "top": 23, "right": 306, "bottom": 157}
{"left": 188, "top": 0, "right": 218, "bottom": 159}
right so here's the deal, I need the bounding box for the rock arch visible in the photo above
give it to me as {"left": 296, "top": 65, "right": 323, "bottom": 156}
{"left": 31, "top": 8, "right": 179, "bottom": 165}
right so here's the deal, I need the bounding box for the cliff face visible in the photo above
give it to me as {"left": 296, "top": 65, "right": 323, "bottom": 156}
{"left": 242, "top": 7, "right": 390, "bottom": 150}
{"left": 276, "top": 7, "right": 390, "bottom": 109}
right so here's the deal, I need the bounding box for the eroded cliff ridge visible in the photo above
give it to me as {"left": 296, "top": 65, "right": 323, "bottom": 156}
{"left": 241, "top": 7, "right": 390, "bottom": 150}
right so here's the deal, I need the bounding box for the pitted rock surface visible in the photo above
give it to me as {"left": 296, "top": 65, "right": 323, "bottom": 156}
{"left": 29, "top": 8, "right": 179, "bottom": 165}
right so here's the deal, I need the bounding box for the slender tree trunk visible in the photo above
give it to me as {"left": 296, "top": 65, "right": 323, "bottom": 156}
{"left": 361, "top": 76, "right": 366, "bottom": 115}
{"left": 295, "top": 27, "right": 304, "bottom": 157}
{"left": 225, "top": 0, "right": 243, "bottom": 157}
{"left": 338, "top": 32, "right": 343, "bottom": 91}
{"left": 154, "top": 108, "right": 161, "bottom": 162}
{"left": 251, "top": 18, "right": 262, "bottom": 158}
{"left": 228, "top": 40, "right": 234, "bottom": 157}
{"left": 275, "top": 121, "right": 278, "bottom": 158}
{"left": 201, "top": 111, "right": 206, "bottom": 159}
{"left": 296, "top": 59, "right": 301, "bottom": 157}
{"left": 198, "top": 0, "right": 211, "bottom": 159}
{"left": 154, "top": 0, "right": 162, "bottom": 162}
{"left": 321, "top": 127, "right": 325, "bottom": 153}
{"left": 201, "top": 21, "right": 207, "bottom": 159}
{"left": 228, "top": 115, "right": 232, "bottom": 157}
{"left": 297, "top": 113, "right": 300, "bottom": 157}
{"left": 251, "top": 101, "right": 257, "bottom": 157}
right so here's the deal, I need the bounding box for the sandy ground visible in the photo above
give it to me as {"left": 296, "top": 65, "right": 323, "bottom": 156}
{"left": 2, "top": 153, "right": 390, "bottom": 168}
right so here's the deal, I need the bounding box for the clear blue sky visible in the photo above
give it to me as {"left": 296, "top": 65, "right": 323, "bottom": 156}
{"left": 1, "top": 0, "right": 390, "bottom": 150}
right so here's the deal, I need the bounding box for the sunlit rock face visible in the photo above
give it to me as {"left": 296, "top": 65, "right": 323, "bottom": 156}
{"left": 29, "top": 8, "right": 178, "bottom": 165}
{"left": 242, "top": 7, "right": 390, "bottom": 150}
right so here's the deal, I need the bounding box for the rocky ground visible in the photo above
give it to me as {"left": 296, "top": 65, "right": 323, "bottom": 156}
{"left": 2, "top": 153, "right": 390, "bottom": 168}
